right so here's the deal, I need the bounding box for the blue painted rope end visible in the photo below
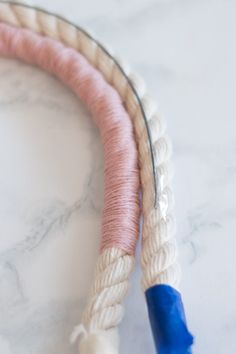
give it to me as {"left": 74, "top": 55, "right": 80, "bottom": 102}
{"left": 145, "top": 284, "right": 194, "bottom": 354}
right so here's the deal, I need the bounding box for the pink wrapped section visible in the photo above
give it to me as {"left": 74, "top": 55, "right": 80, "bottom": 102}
{"left": 0, "top": 22, "right": 140, "bottom": 254}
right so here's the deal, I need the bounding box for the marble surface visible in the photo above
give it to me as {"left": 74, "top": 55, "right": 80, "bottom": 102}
{"left": 0, "top": 0, "right": 235, "bottom": 353}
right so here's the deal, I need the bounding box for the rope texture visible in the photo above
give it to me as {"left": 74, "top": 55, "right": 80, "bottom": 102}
{"left": 0, "top": 2, "right": 181, "bottom": 350}
{"left": 81, "top": 248, "right": 134, "bottom": 331}
{"left": 75, "top": 248, "right": 134, "bottom": 353}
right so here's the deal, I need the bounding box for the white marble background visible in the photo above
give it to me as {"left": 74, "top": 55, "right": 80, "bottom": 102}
{"left": 0, "top": 0, "right": 235, "bottom": 353}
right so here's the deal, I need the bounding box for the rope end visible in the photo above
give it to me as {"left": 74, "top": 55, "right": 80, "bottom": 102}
{"left": 71, "top": 325, "right": 119, "bottom": 354}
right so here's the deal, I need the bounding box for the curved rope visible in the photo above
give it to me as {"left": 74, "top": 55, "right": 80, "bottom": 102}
{"left": 0, "top": 2, "right": 187, "bottom": 352}
{"left": 0, "top": 0, "right": 180, "bottom": 292}
{"left": 0, "top": 21, "right": 140, "bottom": 353}
{"left": 0, "top": 0, "right": 158, "bottom": 205}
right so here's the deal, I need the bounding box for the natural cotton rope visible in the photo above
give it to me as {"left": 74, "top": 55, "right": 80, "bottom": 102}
{"left": 0, "top": 21, "right": 140, "bottom": 353}
{"left": 0, "top": 21, "right": 140, "bottom": 254}
{"left": 0, "top": 2, "right": 193, "bottom": 353}
{"left": 0, "top": 1, "right": 180, "bottom": 292}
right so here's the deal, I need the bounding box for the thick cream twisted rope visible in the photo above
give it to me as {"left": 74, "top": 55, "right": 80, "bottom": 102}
{"left": 0, "top": 2, "right": 181, "bottom": 352}
{"left": 74, "top": 248, "right": 134, "bottom": 353}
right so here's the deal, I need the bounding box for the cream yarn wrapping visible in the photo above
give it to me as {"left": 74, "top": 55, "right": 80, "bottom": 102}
{"left": 0, "top": 2, "right": 181, "bottom": 352}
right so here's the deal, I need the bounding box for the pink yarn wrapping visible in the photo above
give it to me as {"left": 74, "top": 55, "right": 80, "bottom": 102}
{"left": 0, "top": 22, "right": 140, "bottom": 254}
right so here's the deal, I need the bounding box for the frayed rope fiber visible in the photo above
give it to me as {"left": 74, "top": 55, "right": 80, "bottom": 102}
{"left": 145, "top": 285, "right": 194, "bottom": 354}
{"left": 0, "top": 22, "right": 140, "bottom": 255}
{"left": 76, "top": 328, "right": 119, "bottom": 354}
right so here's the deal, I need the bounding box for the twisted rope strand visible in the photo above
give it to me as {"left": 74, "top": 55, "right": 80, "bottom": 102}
{"left": 0, "top": 0, "right": 158, "bottom": 205}
{"left": 0, "top": 21, "right": 140, "bottom": 353}
{"left": 0, "top": 0, "right": 180, "bottom": 301}
{"left": 0, "top": 3, "right": 183, "bottom": 351}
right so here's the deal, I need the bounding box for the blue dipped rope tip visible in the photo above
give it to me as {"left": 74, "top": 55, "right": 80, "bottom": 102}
{"left": 145, "top": 284, "right": 194, "bottom": 354}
